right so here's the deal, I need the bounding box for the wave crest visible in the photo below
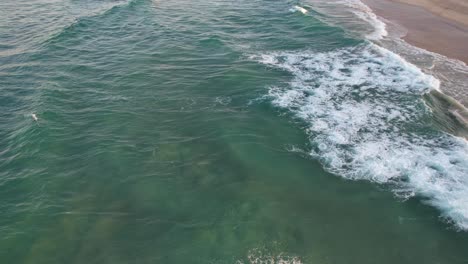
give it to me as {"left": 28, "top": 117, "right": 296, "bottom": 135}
{"left": 252, "top": 44, "right": 468, "bottom": 230}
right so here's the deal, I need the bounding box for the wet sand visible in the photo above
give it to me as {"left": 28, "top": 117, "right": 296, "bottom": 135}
{"left": 362, "top": 0, "right": 468, "bottom": 64}
{"left": 395, "top": 0, "right": 468, "bottom": 27}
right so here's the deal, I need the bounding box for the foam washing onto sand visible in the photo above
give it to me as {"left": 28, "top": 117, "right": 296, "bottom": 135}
{"left": 252, "top": 44, "right": 468, "bottom": 230}
{"left": 304, "top": 0, "right": 387, "bottom": 40}
{"left": 338, "top": 0, "right": 388, "bottom": 40}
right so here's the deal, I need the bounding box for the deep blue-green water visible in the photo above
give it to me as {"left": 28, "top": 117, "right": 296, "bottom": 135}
{"left": 1, "top": 0, "right": 468, "bottom": 263}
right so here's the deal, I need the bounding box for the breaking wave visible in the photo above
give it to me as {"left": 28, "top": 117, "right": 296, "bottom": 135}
{"left": 303, "top": 0, "right": 387, "bottom": 40}
{"left": 252, "top": 43, "right": 468, "bottom": 230}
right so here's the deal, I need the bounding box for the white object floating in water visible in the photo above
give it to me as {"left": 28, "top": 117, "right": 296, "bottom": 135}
{"left": 31, "top": 113, "right": 38, "bottom": 121}
{"left": 293, "top": 5, "right": 308, "bottom": 14}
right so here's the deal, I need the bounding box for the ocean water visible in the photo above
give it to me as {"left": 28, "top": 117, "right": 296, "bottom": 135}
{"left": 1, "top": 0, "right": 468, "bottom": 263}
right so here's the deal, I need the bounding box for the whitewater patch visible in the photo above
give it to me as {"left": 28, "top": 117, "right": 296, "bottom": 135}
{"left": 236, "top": 248, "right": 302, "bottom": 264}
{"left": 304, "top": 0, "right": 387, "bottom": 40}
{"left": 252, "top": 44, "right": 468, "bottom": 231}
{"left": 341, "top": 0, "right": 388, "bottom": 40}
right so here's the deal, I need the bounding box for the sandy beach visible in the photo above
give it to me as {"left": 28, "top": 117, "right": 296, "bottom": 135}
{"left": 396, "top": 0, "right": 468, "bottom": 26}
{"left": 362, "top": 0, "right": 468, "bottom": 64}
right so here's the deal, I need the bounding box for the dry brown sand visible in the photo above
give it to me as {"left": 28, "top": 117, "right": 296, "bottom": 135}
{"left": 362, "top": 0, "right": 468, "bottom": 64}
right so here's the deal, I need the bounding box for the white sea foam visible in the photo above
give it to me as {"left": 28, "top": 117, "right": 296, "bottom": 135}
{"left": 290, "top": 5, "right": 308, "bottom": 15}
{"left": 342, "top": 0, "right": 388, "bottom": 40}
{"left": 305, "top": 0, "right": 387, "bottom": 40}
{"left": 237, "top": 248, "right": 302, "bottom": 264}
{"left": 252, "top": 44, "right": 468, "bottom": 230}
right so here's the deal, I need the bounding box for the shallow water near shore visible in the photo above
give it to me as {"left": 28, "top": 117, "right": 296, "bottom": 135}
{"left": 1, "top": 0, "right": 468, "bottom": 263}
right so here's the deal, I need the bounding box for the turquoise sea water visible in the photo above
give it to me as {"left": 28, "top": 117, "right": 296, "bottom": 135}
{"left": 1, "top": 0, "right": 468, "bottom": 263}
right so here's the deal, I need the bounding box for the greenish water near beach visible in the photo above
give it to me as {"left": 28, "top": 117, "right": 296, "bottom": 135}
{"left": 1, "top": 0, "right": 467, "bottom": 263}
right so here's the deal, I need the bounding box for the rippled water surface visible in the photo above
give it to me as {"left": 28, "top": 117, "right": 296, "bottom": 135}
{"left": 1, "top": 0, "right": 468, "bottom": 263}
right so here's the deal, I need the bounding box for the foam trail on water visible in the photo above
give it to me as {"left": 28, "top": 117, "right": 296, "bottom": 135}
{"left": 237, "top": 248, "right": 302, "bottom": 264}
{"left": 305, "top": 0, "right": 387, "bottom": 40}
{"left": 252, "top": 43, "right": 468, "bottom": 231}
{"left": 345, "top": 0, "right": 388, "bottom": 40}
